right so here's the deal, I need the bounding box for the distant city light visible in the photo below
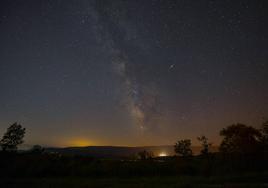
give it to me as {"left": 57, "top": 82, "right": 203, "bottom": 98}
{"left": 159, "top": 152, "right": 167, "bottom": 157}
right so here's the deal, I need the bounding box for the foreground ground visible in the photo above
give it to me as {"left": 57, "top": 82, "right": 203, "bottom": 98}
{"left": 1, "top": 152, "right": 268, "bottom": 187}
{"left": 1, "top": 174, "right": 268, "bottom": 188}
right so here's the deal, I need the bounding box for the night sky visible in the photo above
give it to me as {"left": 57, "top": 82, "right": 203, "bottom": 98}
{"left": 0, "top": 0, "right": 268, "bottom": 147}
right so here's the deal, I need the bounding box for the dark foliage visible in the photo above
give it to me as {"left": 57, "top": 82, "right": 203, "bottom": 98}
{"left": 30, "top": 145, "right": 45, "bottom": 154}
{"left": 137, "top": 150, "right": 154, "bottom": 160}
{"left": 0, "top": 151, "right": 267, "bottom": 178}
{"left": 0, "top": 123, "right": 26, "bottom": 151}
{"left": 174, "top": 139, "right": 192, "bottom": 157}
{"left": 261, "top": 120, "right": 268, "bottom": 148}
{"left": 219, "top": 123, "right": 262, "bottom": 153}
{"left": 197, "top": 135, "right": 212, "bottom": 155}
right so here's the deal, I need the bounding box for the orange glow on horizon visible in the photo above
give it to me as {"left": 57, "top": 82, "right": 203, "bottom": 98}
{"left": 159, "top": 152, "right": 168, "bottom": 157}
{"left": 67, "top": 138, "right": 92, "bottom": 147}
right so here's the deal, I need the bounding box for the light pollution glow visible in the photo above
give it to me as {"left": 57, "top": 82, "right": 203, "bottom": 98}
{"left": 66, "top": 138, "right": 92, "bottom": 147}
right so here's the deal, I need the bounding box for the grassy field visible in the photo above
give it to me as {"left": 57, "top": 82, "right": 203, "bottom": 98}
{"left": 1, "top": 174, "right": 268, "bottom": 188}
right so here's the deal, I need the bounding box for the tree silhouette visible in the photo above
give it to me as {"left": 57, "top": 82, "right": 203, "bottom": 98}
{"left": 0, "top": 122, "right": 26, "bottom": 151}
{"left": 197, "top": 135, "right": 212, "bottom": 155}
{"left": 219, "top": 123, "right": 261, "bottom": 153}
{"left": 174, "top": 139, "right": 192, "bottom": 157}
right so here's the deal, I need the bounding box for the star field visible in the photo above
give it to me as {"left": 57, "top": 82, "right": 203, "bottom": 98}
{"left": 0, "top": 0, "right": 268, "bottom": 147}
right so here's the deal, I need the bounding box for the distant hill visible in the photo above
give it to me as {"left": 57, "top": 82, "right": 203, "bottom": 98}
{"left": 45, "top": 145, "right": 218, "bottom": 158}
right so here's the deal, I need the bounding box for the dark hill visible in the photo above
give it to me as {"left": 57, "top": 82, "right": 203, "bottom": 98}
{"left": 45, "top": 145, "right": 218, "bottom": 158}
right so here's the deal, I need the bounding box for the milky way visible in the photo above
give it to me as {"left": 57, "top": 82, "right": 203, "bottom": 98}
{"left": 0, "top": 0, "right": 267, "bottom": 146}
{"left": 92, "top": 1, "right": 162, "bottom": 131}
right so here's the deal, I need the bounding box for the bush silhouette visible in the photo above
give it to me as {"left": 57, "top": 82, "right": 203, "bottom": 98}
{"left": 137, "top": 150, "right": 154, "bottom": 160}
{"left": 30, "top": 145, "right": 44, "bottom": 154}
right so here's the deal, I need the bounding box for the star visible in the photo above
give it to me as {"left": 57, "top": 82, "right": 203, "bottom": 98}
{"left": 169, "top": 64, "right": 175, "bottom": 70}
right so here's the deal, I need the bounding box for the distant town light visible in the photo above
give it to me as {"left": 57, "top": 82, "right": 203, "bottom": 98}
{"left": 159, "top": 152, "right": 167, "bottom": 157}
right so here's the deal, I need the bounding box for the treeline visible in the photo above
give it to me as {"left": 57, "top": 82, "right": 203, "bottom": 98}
{"left": 1, "top": 121, "right": 268, "bottom": 155}
{"left": 136, "top": 121, "right": 268, "bottom": 159}
{"left": 0, "top": 121, "right": 267, "bottom": 178}
{"left": 174, "top": 121, "right": 268, "bottom": 157}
